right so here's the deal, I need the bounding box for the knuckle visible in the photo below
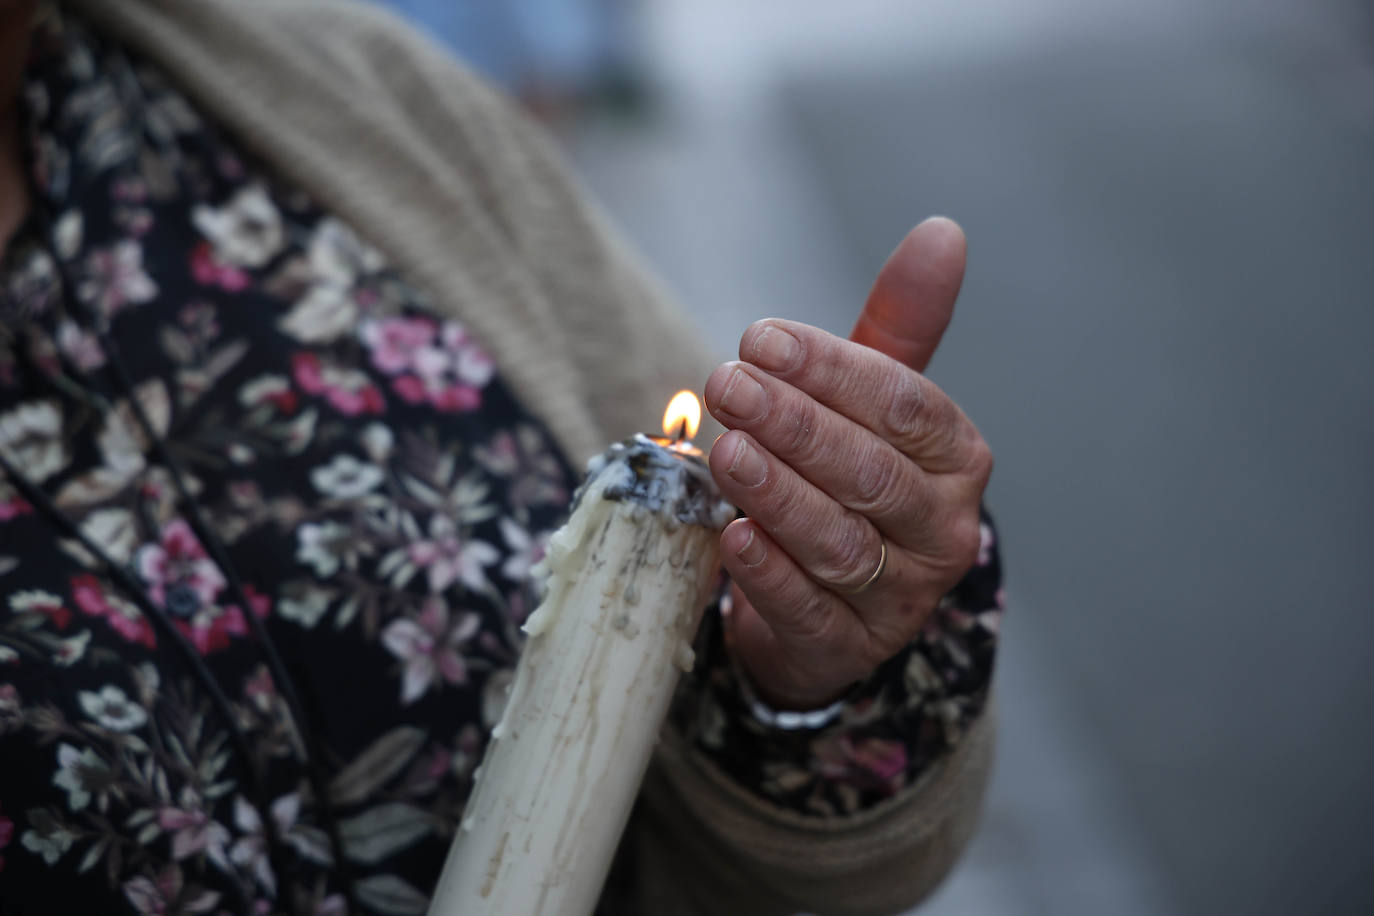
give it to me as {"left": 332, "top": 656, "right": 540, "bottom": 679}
{"left": 968, "top": 439, "right": 995, "bottom": 487}
{"left": 883, "top": 372, "right": 928, "bottom": 441}
{"left": 814, "top": 516, "right": 877, "bottom": 586}
{"left": 752, "top": 460, "right": 792, "bottom": 513}
{"left": 948, "top": 510, "right": 983, "bottom": 574}
{"left": 774, "top": 391, "right": 818, "bottom": 458}
{"left": 852, "top": 445, "right": 903, "bottom": 515}
{"left": 790, "top": 594, "right": 846, "bottom": 647}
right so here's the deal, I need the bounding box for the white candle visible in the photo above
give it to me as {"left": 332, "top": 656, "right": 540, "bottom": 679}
{"left": 428, "top": 393, "right": 733, "bottom": 916}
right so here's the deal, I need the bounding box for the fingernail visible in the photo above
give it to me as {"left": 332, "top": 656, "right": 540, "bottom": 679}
{"left": 719, "top": 366, "right": 767, "bottom": 421}
{"left": 751, "top": 325, "right": 801, "bottom": 372}
{"left": 727, "top": 437, "right": 768, "bottom": 487}
{"left": 736, "top": 528, "right": 767, "bottom": 568}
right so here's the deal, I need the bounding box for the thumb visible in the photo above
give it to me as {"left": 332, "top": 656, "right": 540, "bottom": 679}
{"left": 850, "top": 216, "right": 967, "bottom": 373}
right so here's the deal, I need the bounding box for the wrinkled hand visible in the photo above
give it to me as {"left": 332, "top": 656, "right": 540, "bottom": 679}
{"left": 704, "top": 217, "right": 993, "bottom": 710}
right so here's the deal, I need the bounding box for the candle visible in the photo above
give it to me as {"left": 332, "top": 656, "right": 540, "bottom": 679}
{"left": 428, "top": 391, "right": 733, "bottom": 916}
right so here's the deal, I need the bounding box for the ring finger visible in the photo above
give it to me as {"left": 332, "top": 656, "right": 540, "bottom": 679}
{"left": 709, "top": 429, "right": 937, "bottom": 629}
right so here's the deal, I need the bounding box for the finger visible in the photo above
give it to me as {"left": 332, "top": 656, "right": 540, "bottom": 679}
{"left": 708, "top": 429, "right": 940, "bottom": 618}
{"left": 850, "top": 216, "right": 967, "bottom": 373}
{"left": 704, "top": 359, "right": 940, "bottom": 546}
{"left": 736, "top": 319, "right": 986, "bottom": 476}
{"left": 719, "top": 520, "right": 873, "bottom": 704}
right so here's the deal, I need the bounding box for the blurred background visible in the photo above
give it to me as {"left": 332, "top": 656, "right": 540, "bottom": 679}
{"left": 385, "top": 1, "right": 1374, "bottom": 914}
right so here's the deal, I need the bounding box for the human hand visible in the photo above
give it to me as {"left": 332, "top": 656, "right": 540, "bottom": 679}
{"left": 703, "top": 217, "right": 993, "bottom": 710}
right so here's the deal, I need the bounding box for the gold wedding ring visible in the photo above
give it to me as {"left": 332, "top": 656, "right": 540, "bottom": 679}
{"left": 835, "top": 538, "right": 887, "bottom": 597}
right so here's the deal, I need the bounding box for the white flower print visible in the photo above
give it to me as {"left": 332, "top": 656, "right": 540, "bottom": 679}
{"left": 53, "top": 743, "right": 112, "bottom": 812}
{"left": 277, "top": 283, "right": 358, "bottom": 344}
{"left": 79, "top": 509, "right": 139, "bottom": 565}
{"left": 237, "top": 373, "right": 294, "bottom": 410}
{"left": 77, "top": 685, "right": 148, "bottom": 732}
{"left": 95, "top": 409, "right": 150, "bottom": 480}
{"left": 498, "top": 518, "right": 547, "bottom": 583}
{"left": 278, "top": 585, "right": 331, "bottom": 629}
{"left": 310, "top": 454, "right": 384, "bottom": 500}
{"left": 55, "top": 319, "right": 104, "bottom": 370}
{"left": 0, "top": 646, "right": 16, "bottom": 663}
{"left": 359, "top": 422, "right": 394, "bottom": 463}
{"left": 53, "top": 210, "right": 83, "bottom": 258}
{"left": 9, "top": 590, "right": 65, "bottom": 614}
{"left": 308, "top": 217, "right": 384, "bottom": 286}
{"left": 294, "top": 521, "right": 363, "bottom": 579}
{"left": 51, "top": 630, "right": 91, "bottom": 667}
{"left": 276, "top": 218, "right": 384, "bottom": 344}
{"left": 191, "top": 183, "right": 284, "bottom": 268}
{"left": 21, "top": 822, "right": 74, "bottom": 865}
{"left": 78, "top": 239, "right": 158, "bottom": 316}
{"left": 382, "top": 597, "right": 481, "bottom": 704}
{"left": 0, "top": 400, "right": 68, "bottom": 483}
{"left": 407, "top": 515, "right": 500, "bottom": 594}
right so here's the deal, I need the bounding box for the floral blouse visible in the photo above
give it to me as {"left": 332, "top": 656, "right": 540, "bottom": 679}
{"left": 0, "top": 10, "right": 1002, "bottom": 916}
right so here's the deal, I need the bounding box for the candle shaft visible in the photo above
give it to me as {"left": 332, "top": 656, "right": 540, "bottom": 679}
{"left": 428, "top": 437, "right": 730, "bottom": 915}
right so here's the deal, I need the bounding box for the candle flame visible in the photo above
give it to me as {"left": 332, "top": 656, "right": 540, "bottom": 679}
{"left": 662, "top": 390, "right": 701, "bottom": 441}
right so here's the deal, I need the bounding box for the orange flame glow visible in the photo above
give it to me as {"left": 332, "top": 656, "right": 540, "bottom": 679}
{"left": 662, "top": 390, "right": 701, "bottom": 441}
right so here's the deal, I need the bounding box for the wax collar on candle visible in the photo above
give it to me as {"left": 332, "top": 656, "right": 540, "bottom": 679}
{"left": 574, "top": 434, "right": 735, "bottom": 530}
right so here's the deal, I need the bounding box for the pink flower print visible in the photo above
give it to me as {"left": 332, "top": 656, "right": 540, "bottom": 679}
{"left": 498, "top": 518, "right": 547, "bottom": 583}
{"left": 0, "top": 484, "right": 31, "bottom": 522}
{"left": 814, "top": 734, "right": 908, "bottom": 795}
{"left": 71, "top": 573, "right": 157, "bottom": 649}
{"left": 360, "top": 317, "right": 437, "bottom": 374}
{"left": 441, "top": 322, "right": 495, "bottom": 386}
{"left": 190, "top": 241, "right": 251, "bottom": 292}
{"left": 315, "top": 895, "right": 349, "bottom": 916}
{"left": 202, "top": 586, "right": 268, "bottom": 654}
{"left": 176, "top": 593, "right": 265, "bottom": 656}
{"left": 473, "top": 426, "right": 568, "bottom": 509}
{"left": 382, "top": 597, "right": 481, "bottom": 704}
{"left": 78, "top": 239, "right": 158, "bottom": 317}
{"left": 847, "top": 737, "right": 907, "bottom": 784}
{"left": 407, "top": 516, "right": 500, "bottom": 594}
{"left": 136, "top": 520, "right": 227, "bottom": 611}
{"left": 157, "top": 793, "right": 230, "bottom": 864}
{"left": 291, "top": 352, "right": 384, "bottom": 416}
{"left": 0, "top": 803, "right": 13, "bottom": 873}
{"left": 111, "top": 177, "right": 149, "bottom": 203}
{"left": 362, "top": 317, "right": 492, "bottom": 412}
{"left": 123, "top": 865, "right": 221, "bottom": 915}
{"left": 134, "top": 523, "right": 269, "bottom": 655}
{"left": 229, "top": 794, "right": 299, "bottom": 895}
